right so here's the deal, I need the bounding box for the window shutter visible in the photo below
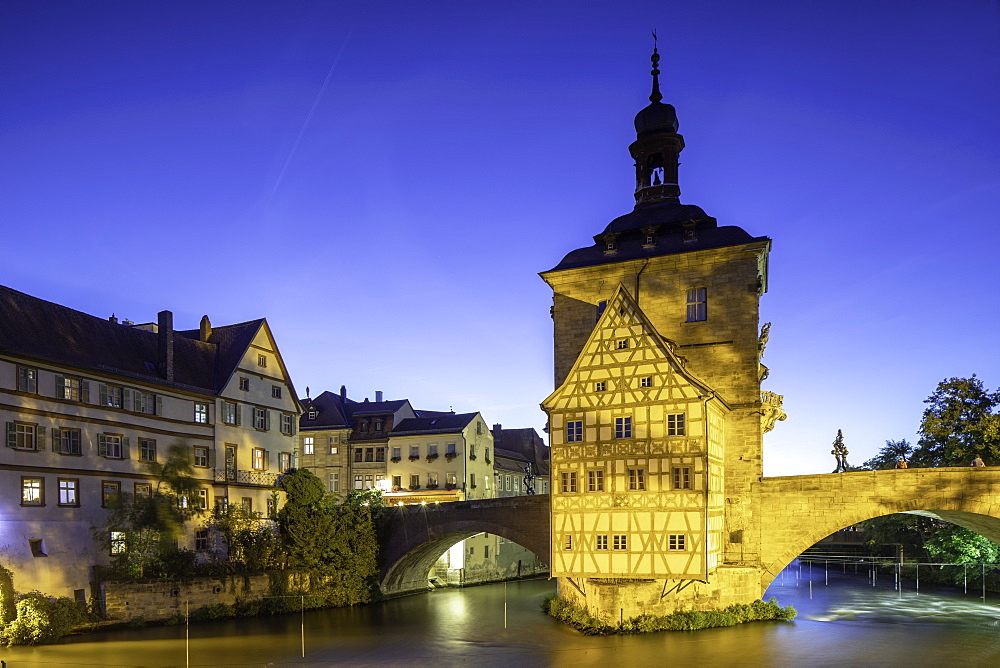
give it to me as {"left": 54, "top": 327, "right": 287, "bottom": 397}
{"left": 265, "top": 410, "right": 271, "bottom": 432}
{"left": 235, "top": 403, "right": 241, "bottom": 426}
{"left": 265, "top": 450, "right": 270, "bottom": 471}
{"left": 208, "top": 446, "right": 217, "bottom": 469}
{"left": 6, "top": 422, "right": 16, "bottom": 448}
{"left": 292, "top": 415, "right": 297, "bottom": 436}
{"left": 36, "top": 426, "right": 45, "bottom": 451}
{"left": 155, "top": 395, "right": 163, "bottom": 416}
{"left": 99, "top": 384, "right": 108, "bottom": 406}
{"left": 51, "top": 427, "right": 62, "bottom": 453}
{"left": 123, "top": 389, "right": 133, "bottom": 411}
{"left": 54, "top": 375, "right": 65, "bottom": 399}
{"left": 98, "top": 433, "right": 107, "bottom": 457}
{"left": 123, "top": 436, "right": 131, "bottom": 459}
{"left": 81, "top": 380, "right": 90, "bottom": 403}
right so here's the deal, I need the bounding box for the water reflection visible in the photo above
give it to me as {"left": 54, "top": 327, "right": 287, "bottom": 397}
{"left": 10, "top": 567, "right": 1000, "bottom": 666}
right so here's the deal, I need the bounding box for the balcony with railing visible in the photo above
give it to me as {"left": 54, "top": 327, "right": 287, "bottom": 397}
{"left": 214, "top": 468, "right": 281, "bottom": 487}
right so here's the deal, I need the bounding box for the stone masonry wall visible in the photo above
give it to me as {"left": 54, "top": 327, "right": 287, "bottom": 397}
{"left": 101, "top": 575, "right": 272, "bottom": 622}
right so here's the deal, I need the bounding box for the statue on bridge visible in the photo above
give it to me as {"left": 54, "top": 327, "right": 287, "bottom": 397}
{"left": 523, "top": 462, "right": 535, "bottom": 495}
{"left": 831, "top": 429, "right": 851, "bottom": 473}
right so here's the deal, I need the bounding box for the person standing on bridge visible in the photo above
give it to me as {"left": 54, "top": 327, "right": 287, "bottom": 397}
{"left": 895, "top": 457, "right": 908, "bottom": 469}
{"left": 972, "top": 455, "right": 986, "bottom": 467}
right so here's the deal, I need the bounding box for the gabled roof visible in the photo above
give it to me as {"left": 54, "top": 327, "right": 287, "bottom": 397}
{"left": 299, "top": 391, "right": 351, "bottom": 430}
{"left": 541, "top": 283, "right": 720, "bottom": 411}
{"left": 492, "top": 426, "right": 550, "bottom": 476}
{"left": 345, "top": 399, "right": 412, "bottom": 418}
{"left": 390, "top": 412, "right": 479, "bottom": 437}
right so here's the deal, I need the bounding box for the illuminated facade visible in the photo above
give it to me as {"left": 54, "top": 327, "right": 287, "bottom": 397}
{"left": 0, "top": 285, "right": 300, "bottom": 598}
{"left": 540, "top": 50, "right": 783, "bottom": 620}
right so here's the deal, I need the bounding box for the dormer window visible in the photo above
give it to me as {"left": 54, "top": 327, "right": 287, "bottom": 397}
{"left": 602, "top": 234, "right": 619, "bottom": 254}
{"left": 308, "top": 410, "right": 317, "bottom": 420}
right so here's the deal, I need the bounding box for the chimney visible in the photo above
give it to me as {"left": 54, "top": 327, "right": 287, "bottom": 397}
{"left": 492, "top": 423, "right": 503, "bottom": 444}
{"left": 199, "top": 315, "right": 212, "bottom": 342}
{"left": 375, "top": 390, "right": 383, "bottom": 402}
{"left": 157, "top": 310, "right": 174, "bottom": 382}
{"left": 109, "top": 313, "right": 118, "bottom": 324}
{"left": 340, "top": 385, "right": 347, "bottom": 402}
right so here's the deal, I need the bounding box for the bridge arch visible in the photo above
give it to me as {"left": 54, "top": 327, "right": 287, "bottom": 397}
{"left": 756, "top": 468, "right": 1000, "bottom": 591}
{"left": 380, "top": 495, "right": 550, "bottom": 596}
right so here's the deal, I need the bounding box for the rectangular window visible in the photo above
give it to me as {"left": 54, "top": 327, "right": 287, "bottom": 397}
{"left": 560, "top": 471, "right": 578, "bottom": 493}
{"left": 258, "top": 354, "right": 267, "bottom": 367}
{"left": 613, "top": 534, "right": 628, "bottom": 550}
{"left": 391, "top": 446, "right": 401, "bottom": 460}
{"left": 410, "top": 474, "right": 420, "bottom": 489}
{"left": 53, "top": 427, "right": 81, "bottom": 455}
{"left": 272, "top": 385, "right": 282, "bottom": 399}
{"left": 102, "top": 481, "right": 121, "bottom": 508}
{"left": 628, "top": 468, "right": 646, "bottom": 491}
{"left": 469, "top": 474, "right": 477, "bottom": 489}
{"left": 354, "top": 448, "right": 364, "bottom": 462}
{"left": 617, "top": 339, "right": 630, "bottom": 349}
{"left": 252, "top": 448, "right": 265, "bottom": 470}
{"left": 21, "top": 477, "right": 44, "bottom": 506}
{"left": 587, "top": 469, "right": 605, "bottom": 492}
{"left": 266, "top": 497, "right": 275, "bottom": 518}
{"left": 303, "top": 436, "right": 314, "bottom": 455}
{"left": 58, "top": 478, "right": 79, "bottom": 506}
{"left": 595, "top": 381, "right": 607, "bottom": 392}
{"left": 640, "top": 376, "right": 653, "bottom": 388}
{"left": 139, "top": 439, "right": 156, "bottom": 462}
{"left": 686, "top": 287, "right": 707, "bottom": 322}
{"left": 392, "top": 475, "right": 402, "bottom": 490}
{"left": 428, "top": 444, "right": 438, "bottom": 457}
{"left": 197, "top": 489, "right": 208, "bottom": 510}
{"left": 563, "top": 535, "right": 573, "bottom": 550}
{"left": 667, "top": 414, "right": 686, "bottom": 436}
{"left": 9, "top": 422, "right": 38, "bottom": 450}
{"left": 137, "top": 392, "right": 157, "bottom": 415}
{"left": 364, "top": 447, "right": 374, "bottom": 462}
{"left": 279, "top": 452, "right": 291, "bottom": 471}
{"left": 596, "top": 535, "right": 608, "bottom": 550}
{"left": 239, "top": 377, "right": 250, "bottom": 391}
{"left": 329, "top": 473, "right": 340, "bottom": 493}
{"left": 99, "top": 384, "right": 123, "bottom": 408}
{"left": 427, "top": 472, "right": 438, "bottom": 487}
{"left": 615, "top": 416, "right": 632, "bottom": 439}
{"left": 241, "top": 497, "right": 252, "bottom": 512}
{"left": 329, "top": 437, "right": 339, "bottom": 455}
{"left": 222, "top": 401, "right": 239, "bottom": 424}
{"left": 56, "top": 375, "right": 84, "bottom": 402}
{"left": 254, "top": 407, "right": 268, "bottom": 430}
{"left": 364, "top": 474, "right": 373, "bottom": 489}
{"left": 17, "top": 366, "right": 37, "bottom": 393}
{"left": 195, "top": 529, "right": 209, "bottom": 551}
{"left": 100, "top": 433, "right": 124, "bottom": 459}
{"left": 566, "top": 421, "right": 583, "bottom": 443}
{"left": 409, "top": 445, "right": 419, "bottom": 459}
{"left": 280, "top": 414, "right": 294, "bottom": 435}
{"left": 672, "top": 466, "right": 692, "bottom": 490}
{"left": 110, "top": 531, "right": 126, "bottom": 555}
{"left": 668, "top": 534, "right": 687, "bottom": 551}
{"left": 194, "top": 403, "right": 209, "bottom": 424}
{"left": 376, "top": 447, "right": 386, "bottom": 462}
{"left": 134, "top": 483, "right": 152, "bottom": 499}
{"left": 446, "top": 443, "right": 456, "bottom": 455}
{"left": 373, "top": 420, "right": 383, "bottom": 432}
{"left": 216, "top": 496, "right": 229, "bottom": 512}
{"left": 193, "top": 446, "right": 209, "bottom": 467}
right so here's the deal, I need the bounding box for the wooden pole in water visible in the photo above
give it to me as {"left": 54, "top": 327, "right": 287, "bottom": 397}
{"left": 301, "top": 595, "right": 305, "bottom": 658}
{"left": 185, "top": 599, "right": 190, "bottom": 668}
{"left": 983, "top": 564, "right": 986, "bottom": 602}
{"left": 504, "top": 581, "right": 508, "bottom": 629}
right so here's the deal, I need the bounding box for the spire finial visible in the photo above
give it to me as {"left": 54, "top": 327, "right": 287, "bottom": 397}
{"left": 649, "top": 29, "right": 662, "bottom": 103}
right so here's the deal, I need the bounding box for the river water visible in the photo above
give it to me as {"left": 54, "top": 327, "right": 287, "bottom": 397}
{"left": 8, "top": 562, "right": 1000, "bottom": 667}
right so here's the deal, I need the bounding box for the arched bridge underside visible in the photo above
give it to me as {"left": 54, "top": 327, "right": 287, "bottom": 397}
{"left": 380, "top": 495, "right": 550, "bottom": 596}
{"left": 757, "top": 467, "right": 1000, "bottom": 591}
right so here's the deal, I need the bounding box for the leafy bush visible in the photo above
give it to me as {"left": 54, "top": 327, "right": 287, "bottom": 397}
{"left": 0, "top": 563, "right": 15, "bottom": 625}
{"left": 190, "top": 603, "right": 234, "bottom": 622}
{"left": 1, "top": 592, "right": 96, "bottom": 646}
{"left": 543, "top": 595, "right": 795, "bottom": 635}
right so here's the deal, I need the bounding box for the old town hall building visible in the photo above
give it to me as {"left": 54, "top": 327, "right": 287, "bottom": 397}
{"left": 541, "top": 49, "right": 785, "bottom": 620}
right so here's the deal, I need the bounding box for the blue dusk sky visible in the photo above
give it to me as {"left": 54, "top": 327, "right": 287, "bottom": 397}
{"left": 2, "top": 1, "right": 998, "bottom": 476}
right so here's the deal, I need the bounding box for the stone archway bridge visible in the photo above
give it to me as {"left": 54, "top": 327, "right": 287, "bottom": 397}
{"left": 378, "top": 468, "right": 1000, "bottom": 598}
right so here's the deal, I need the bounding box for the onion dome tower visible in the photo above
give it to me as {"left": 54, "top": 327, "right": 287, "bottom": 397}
{"left": 630, "top": 46, "right": 684, "bottom": 204}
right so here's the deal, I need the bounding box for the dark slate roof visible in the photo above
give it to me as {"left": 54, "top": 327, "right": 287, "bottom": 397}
{"left": 390, "top": 412, "right": 478, "bottom": 437}
{"left": 414, "top": 409, "right": 456, "bottom": 418}
{"left": 344, "top": 399, "right": 412, "bottom": 418}
{"left": 0, "top": 283, "right": 255, "bottom": 394}
{"left": 542, "top": 199, "right": 768, "bottom": 273}
{"left": 299, "top": 391, "right": 350, "bottom": 430}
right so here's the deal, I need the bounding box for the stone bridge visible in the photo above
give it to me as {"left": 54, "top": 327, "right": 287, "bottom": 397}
{"left": 757, "top": 467, "right": 1000, "bottom": 592}
{"left": 379, "top": 469, "right": 1000, "bottom": 599}
{"left": 379, "top": 494, "right": 550, "bottom": 596}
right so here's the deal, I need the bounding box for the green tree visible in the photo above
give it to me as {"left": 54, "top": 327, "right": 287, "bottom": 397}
{"left": 910, "top": 376, "right": 1000, "bottom": 467}
{"left": 207, "top": 504, "right": 283, "bottom": 573}
{"left": 861, "top": 438, "right": 914, "bottom": 470}
{"left": 95, "top": 442, "right": 204, "bottom": 579}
